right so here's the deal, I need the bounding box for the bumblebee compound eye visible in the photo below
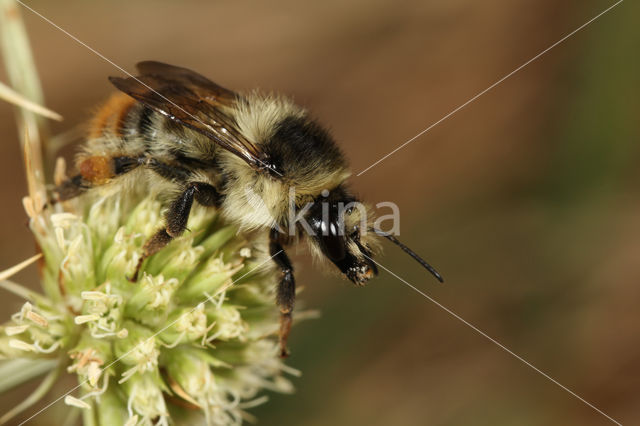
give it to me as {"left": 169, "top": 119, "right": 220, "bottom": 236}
{"left": 318, "top": 220, "right": 346, "bottom": 263}
{"left": 316, "top": 222, "right": 378, "bottom": 285}
{"left": 307, "top": 198, "right": 347, "bottom": 263}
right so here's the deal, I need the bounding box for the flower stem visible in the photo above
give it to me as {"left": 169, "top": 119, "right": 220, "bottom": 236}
{"left": 0, "top": 0, "right": 51, "bottom": 211}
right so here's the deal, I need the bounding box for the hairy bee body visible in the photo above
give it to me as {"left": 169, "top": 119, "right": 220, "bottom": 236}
{"left": 56, "top": 61, "right": 441, "bottom": 356}
{"left": 75, "top": 92, "right": 351, "bottom": 232}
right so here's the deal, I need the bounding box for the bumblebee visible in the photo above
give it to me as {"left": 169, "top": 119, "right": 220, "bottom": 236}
{"left": 55, "top": 61, "right": 442, "bottom": 356}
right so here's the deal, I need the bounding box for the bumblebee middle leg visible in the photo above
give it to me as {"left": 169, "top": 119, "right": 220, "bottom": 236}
{"left": 269, "top": 228, "right": 296, "bottom": 358}
{"left": 131, "top": 181, "right": 222, "bottom": 281}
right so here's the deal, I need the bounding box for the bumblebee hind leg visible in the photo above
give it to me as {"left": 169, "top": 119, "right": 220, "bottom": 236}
{"left": 55, "top": 175, "right": 91, "bottom": 201}
{"left": 53, "top": 155, "right": 143, "bottom": 202}
{"left": 131, "top": 181, "right": 222, "bottom": 281}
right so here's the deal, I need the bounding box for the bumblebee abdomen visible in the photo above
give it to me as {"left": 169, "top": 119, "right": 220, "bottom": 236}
{"left": 85, "top": 93, "right": 207, "bottom": 160}
{"left": 88, "top": 92, "right": 140, "bottom": 140}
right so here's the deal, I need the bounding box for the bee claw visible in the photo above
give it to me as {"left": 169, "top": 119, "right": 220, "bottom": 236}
{"left": 128, "top": 259, "right": 143, "bottom": 282}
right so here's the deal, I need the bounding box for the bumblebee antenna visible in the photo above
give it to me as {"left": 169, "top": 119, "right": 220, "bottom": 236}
{"left": 373, "top": 229, "right": 444, "bottom": 283}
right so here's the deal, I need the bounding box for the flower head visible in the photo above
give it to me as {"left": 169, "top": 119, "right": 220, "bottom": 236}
{"left": 1, "top": 188, "right": 297, "bottom": 425}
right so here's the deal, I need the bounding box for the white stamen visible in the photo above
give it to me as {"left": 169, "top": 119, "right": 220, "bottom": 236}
{"left": 33, "top": 340, "right": 60, "bottom": 353}
{"left": 206, "top": 330, "right": 222, "bottom": 344}
{"left": 83, "top": 372, "right": 109, "bottom": 398}
{"left": 238, "top": 395, "right": 269, "bottom": 409}
{"left": 201, "top": 320, "right": 217, "bottom": 346}
{"left": 20, "top": 303, "right": 32, "bottom": 318}
{"left": 50, "top": 212, "right": 78, "bottom": 227}
{"left": 75, "top": 314, "right": 100, "bottom": 324}
{"left": 87, "top": 361, "right": 102, "bottom": 387}
{"left": 81, "top": 291, "right": 108, "bottom": 301}
{"left": 55, "top": 227, "right": 66, "bottom": 249}
{"left": 26, "top": 310, "right": 48, "bottom": 327}
{"left": 9, "top": 339, "right": 35, "bottom": 352}
{"left": 280, "top": 363, "right": 303, "bottom": 377}
{"left": 5, "top": 324, "right": 29, "bottom": 335}
{"left": 64, "top": 395, "right": 91, "bottom": 410}
{"left": 118, "top": 365, "right": 139, "bottom": 384}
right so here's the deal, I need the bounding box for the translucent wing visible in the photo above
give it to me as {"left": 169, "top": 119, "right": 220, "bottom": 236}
{"left": 109, "top": 61, "right": 276, "bottom": 173}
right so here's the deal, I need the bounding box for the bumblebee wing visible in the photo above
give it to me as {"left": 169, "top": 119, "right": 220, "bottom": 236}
{"left": 109, "top": 61, "right": 271, "bottom": 172}
{"left": 134, "top": 61, "right": 237, "bottom": 102}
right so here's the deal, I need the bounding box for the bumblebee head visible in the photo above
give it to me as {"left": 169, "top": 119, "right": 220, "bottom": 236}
{"left": 303, "top": 187, "right": 376, "bottom": 285}
{"left": 304, "top": 185, "right": 443, "bottom": 285}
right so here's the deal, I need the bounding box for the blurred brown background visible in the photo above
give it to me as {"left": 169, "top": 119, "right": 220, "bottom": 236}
{"left": 1, "top": 0, "right": 638, "bottom": 424}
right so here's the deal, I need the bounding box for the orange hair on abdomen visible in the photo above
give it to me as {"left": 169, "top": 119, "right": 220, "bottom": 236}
{"left": 88, "top": 92, "right": 137, "bottom": 139}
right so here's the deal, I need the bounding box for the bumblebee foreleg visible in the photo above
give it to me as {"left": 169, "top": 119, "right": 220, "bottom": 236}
{"left": 269, "top": 228, "right": 296, "bottom": 358}
{"left": 131, "top": 181, "right": 222, "bottom": 281}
